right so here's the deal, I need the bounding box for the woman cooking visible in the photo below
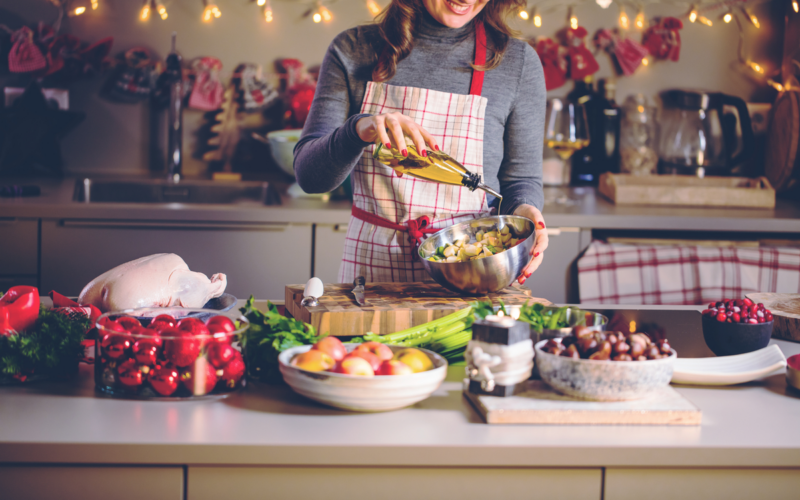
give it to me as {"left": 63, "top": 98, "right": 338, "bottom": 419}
{"left": 294, "top": 0, "right": 548, "bottom": 284}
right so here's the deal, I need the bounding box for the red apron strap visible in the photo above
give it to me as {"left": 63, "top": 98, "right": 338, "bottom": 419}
{"left": 469, "top": 22, "right": 487, "bottom": 96}
{"left": 351, "top": 205, "right": 438, "bottom": 259}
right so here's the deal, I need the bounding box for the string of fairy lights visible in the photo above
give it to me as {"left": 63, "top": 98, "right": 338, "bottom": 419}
{"left": 57, "top": 0, "right": 797, "bottom": 89}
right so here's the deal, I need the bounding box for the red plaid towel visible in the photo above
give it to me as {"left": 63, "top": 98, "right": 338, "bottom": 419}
{"left": 578, "top": 241, "right": 800, "bottom": 305}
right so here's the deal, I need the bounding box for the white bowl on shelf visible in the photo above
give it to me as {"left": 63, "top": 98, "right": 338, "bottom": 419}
{"left": 278, "top": 344, "right": 447, "bottom": 412}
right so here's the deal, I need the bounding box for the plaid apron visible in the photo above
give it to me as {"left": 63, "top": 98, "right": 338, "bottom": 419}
{"left": 339, "top": 23, "right": 490, "bottom": 283}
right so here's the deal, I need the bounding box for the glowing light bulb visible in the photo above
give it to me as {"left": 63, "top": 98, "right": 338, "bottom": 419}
{"left": 698, "top": 15, "right": 712, "bottom": 26}
{"left": 723, "top": 12, "right": 732, "bottom": 23}
{"left": 689, "top": 6, "right": 698, "bottom": 23}
{"left": 203, "top": 3, "right": 221, "bottom": 22}
{"left": 794, "top": 0, "right": 799, "bottom": 14}
{"left": 629, "top": 321, "right": 636, "bottom": 333}
{"left": 140, "top": 2, "right": 151, "bottom": 20}
{"left": 596, "top": 0, "right": 612, "bottom": 8}
{"left": 73, "top": 6, "right": 86, "bottom": 15}
{"left": 264, "top": 4, "right": 273, "bottom": 22}
{"left": 313, "top": 12, "right": 322, "bottom": 22}
{"left": 91, "top": 0, "right": 99, "bottom": 10}
{"left": 320, "top": 5, "right": 332, "bottom": 21}
{"left": 635, "top": 10, "right": 645, "bottom": 29}
{"left": 768, "top": 79, "right": 784, "bottom": 92}
{"left": 519, "top": 9, "right": 529, "bottom": 21}
{"left": 744, "top": 8, "right": 760, "bottom": 28}
{"left": 366, "top": 0, "right": 381, "bottom": 17}
{"left": 747, "top": 61, "right": 765, "bottom": 74}
{"left": 619, "top": 7, "right": 629, "bottom": 29}
{"left": 641, "top": 57, "right": 649, "bottom": 67}
{"left": 257, "top": 0, "right": 266, "bottom": 5}
{"left": 157, "top": 4, "right": 167, "bottom": 19}
{"left": 570, "top": 14, "right": 578, "bottom": 29}
{"left": 533, "top": 12, "right": 542, "bottom": 27}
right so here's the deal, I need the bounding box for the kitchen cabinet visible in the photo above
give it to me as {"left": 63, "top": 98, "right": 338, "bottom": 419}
{"left": 313, "top": 223, "right": 348, "bottom": 283}
{"left": 0, "top": 218, "right": 38, "bottom": 288}
{"left": 187, "top": 466, "right": 602, "bottom": 500}
{"left": 604, "top": 468, "right": 800, "bottom": 500}
{"left": 0, "top": 465, "right": 183, "bottom": 500}
{"left": 40, "top": 219, "right": 312, "bottom": 301}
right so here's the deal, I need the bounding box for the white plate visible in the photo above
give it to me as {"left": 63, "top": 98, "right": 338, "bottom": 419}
{"left": 671, "top": 344, "right": 787, "bottom": 386}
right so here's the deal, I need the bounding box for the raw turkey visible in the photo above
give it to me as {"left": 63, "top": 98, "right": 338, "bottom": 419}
{"left": 78, "top": 254, "right": 227, "bottom": 312}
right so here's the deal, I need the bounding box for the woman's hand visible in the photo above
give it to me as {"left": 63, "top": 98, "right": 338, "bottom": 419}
{"left": 356, "top": 112, "right": 438, "bottom": 157}
{"left": 513, "top": 204, "right": 548, "bottom": 285}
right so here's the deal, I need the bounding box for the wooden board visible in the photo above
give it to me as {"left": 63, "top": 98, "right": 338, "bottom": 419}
{"left": 598, "top": 173, "right": 776, "bottom": 209}
{"left": 746, "top": 293, "right": 800, "bottom": 343}
{"left": 764, "top": 85, "right": 800, "bottom": 192}
{"left": 285, "top": 282, "right": 551, "bottom": 337}
{"left": 464, "top": 380, "right": 702, "bottom": 425}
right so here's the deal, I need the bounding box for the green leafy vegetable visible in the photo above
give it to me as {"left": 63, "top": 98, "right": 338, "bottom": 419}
{"left": 0, "top": 307, "right": 90, "bottom": 381}
{"left": 239, "top": 296, "right": 324, "bottom": 383}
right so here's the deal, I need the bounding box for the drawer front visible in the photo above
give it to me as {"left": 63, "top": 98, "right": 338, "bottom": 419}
{"left": 0, "top": 465, "right": 183, "bottom": 500}
{"left": 605, "top": 468, "right": 800, "bottom": 500}
{"left": 313, "top": 223, "right": 348, "bottom": 283}
{"left": 41, "top": 219, "right": 312, "bottom": 301}
{"left": 0, "top": 218, "right": 38, "bottom": 275}
{"left": 188, "top": 466, "right": 602, "bottom": 500}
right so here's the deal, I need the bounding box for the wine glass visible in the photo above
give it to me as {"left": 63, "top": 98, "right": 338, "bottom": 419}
{"left": 543, "top": 98, "right": 590, "bottom": 184}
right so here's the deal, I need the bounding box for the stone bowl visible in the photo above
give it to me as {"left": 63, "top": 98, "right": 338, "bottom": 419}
{"left": 534, "top": 339, "right": 676, "bottom": 401}
{"left": 701, "top": 315, "right": 774, "bottom": 356}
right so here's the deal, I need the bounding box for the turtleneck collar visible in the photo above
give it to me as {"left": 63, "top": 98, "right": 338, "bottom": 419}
{"left": 416, "top": 8, "right": 475, "bottom": 41}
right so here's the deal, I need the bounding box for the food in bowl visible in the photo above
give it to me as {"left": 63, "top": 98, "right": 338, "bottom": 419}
{"left": 535, "top": 327, "right": 676, "bottom": 401}
{"left": 94, "top": 308, "right": 248, "bottom": 399}
{"left": 701, "top": 297, "right": 773, "bottom": 324}
{"left": 289, "top": 337, "right": 430, "bottom": 377}
{"left": 427, "top": 225, "right": 523, "bottom": 263}
{"left": 540, "top": 326, "right": 672, "bottom": 361}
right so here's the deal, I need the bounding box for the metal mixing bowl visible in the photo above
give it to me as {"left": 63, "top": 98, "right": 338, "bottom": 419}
{"left": 418, "top": 215, "right": 536, "bottom": 295}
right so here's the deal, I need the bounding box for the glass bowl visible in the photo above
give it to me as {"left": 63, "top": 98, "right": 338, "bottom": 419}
{"left": 94, "top": 307, "right": 248, "bottom": 400}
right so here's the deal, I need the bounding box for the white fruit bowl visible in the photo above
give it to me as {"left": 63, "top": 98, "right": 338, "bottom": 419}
{"left": 278, "top": 344, "right": 447, "bottom": 412}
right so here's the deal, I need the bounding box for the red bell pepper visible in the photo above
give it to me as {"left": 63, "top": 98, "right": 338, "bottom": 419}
{"left": 0, "top": 286, "right": 40, "bottom": 335}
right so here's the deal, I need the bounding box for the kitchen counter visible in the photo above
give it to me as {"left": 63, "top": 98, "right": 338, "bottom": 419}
{"left": 1, "top": 178, "right": 799, "bottom": 233}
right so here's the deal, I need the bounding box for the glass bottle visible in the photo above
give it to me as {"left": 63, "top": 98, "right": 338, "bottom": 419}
{"left": 567, "top": 76, "right": 596, "bottom": 185}
{"left": 620, "top": 94, "right": 658, "bottom": 175}
{"left": 593, "top": 78, "right": 621, "bottom": 176}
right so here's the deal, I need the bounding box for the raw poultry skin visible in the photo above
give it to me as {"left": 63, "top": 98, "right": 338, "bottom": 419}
{"left": 78, "top": 254, "right": 227, "bottom": 312}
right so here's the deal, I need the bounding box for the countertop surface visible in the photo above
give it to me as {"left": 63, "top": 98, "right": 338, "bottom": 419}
{"left": 1, "top": 303, "right": 799, "bottom": 468}
{"left": 1, "top": 177, "right": 799, "bottom": 232}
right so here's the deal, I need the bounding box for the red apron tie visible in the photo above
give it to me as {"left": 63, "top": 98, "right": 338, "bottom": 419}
{"left": 351, "top": 206, "right": 439, "bottom": 259}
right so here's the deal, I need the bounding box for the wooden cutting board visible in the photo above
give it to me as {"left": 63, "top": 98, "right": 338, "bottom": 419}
{"left": 464, "top": 381, "right": 702, "bottom": 425}
{"left": 285, "top": 282, "right": 551, "bottom": 337}
{"left": 746, "top": 293, "right": 800, "bottom": 343}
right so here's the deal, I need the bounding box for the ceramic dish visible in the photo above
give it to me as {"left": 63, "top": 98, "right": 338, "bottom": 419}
{"left": 278, "top": 344, "right": 447, "bottom": 412}
{"left": 534, "top": 339, "right": 676, "bottom": 401}
{"left": 671, "top": 344, "right": 787, "bottom": 386}
{"left": 787, "top": 354, "right": 800, "bottom": 391}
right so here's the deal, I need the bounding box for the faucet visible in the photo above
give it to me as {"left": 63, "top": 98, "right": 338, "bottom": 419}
{"left": 165, "top": 32, "right": 183, "bottom": 182}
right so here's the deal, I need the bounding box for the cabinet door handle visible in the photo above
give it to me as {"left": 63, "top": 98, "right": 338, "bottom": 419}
{"left": 59, "top": 220, "right": 293, "bottom": 232}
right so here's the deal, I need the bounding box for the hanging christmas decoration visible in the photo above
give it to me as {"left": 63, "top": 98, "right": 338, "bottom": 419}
{"left": 188, "top": 57, "right": 225, "bottom": 111}
{"left": 202, "top": 0, "right": 222, "bottom": 22}
{"left": 533, "top": 37, "right": 568, "bottom": 90}
{"left": 567, "top": 26, "right": 600, "bottom": 80}
{"left": 642, "top": 17, "right": 683, "bottom": 62}
{"left": 594, "top": 28, "right": 650, "bottom": 76}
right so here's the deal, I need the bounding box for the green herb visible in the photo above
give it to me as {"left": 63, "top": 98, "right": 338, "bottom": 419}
{"left": 0, "top": 307, "right": 90, "bottom": 380}
{"left": 517, "top": 304, "right": 585, "bottom": 334}
{"left": 471, "top": 300, "right": 508, "bottom": 319}
{"left": 239, "top": 296, "right": 324, "bottom": 383}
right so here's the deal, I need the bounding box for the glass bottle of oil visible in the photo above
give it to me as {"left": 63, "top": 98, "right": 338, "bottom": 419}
{"left": 372, "top": 143, "right": 502, "bottom": 203}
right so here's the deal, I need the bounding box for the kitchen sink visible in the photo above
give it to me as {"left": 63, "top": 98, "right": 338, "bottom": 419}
{"left": 73, "top": 178, "right": 281, "bottom": 205}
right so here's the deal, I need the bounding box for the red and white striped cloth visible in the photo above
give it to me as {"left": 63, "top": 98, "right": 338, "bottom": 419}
{"left": 578, "top": 241, "right": 800, "bottom": 305}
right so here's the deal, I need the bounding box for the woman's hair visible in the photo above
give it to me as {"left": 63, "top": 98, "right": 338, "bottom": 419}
{"left": 372, "top": 0, "right": 526, "bottom": 82}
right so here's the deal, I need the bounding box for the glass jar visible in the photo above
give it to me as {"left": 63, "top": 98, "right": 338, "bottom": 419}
{"left": 95, "top": 307, "right": 248, "bottom": 400}
{"left": 620, "top": 94, "right": 658, "bottom": 175}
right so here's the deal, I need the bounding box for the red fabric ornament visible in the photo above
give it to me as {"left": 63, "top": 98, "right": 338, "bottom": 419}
{"left": 278, "top": 58, "right": 317, "bottom": 128}
{"left": 180, "top": 358, "right": 219, "bottom": 396}
{"left": 188, "top": 57, "right": 224, "bottom": 111}
{"left": 566, "top": 27, "right": 600, "bottom": 80}
{"left": 117, "top": 358, "right": 146, "bottom": 387}
{"left": 533, "top": 38, "right": 568, "bottom": 91}
{"left": 594, "top": 29, "right": 650, "bottom": 76}
{"left": 162, "top": 328, "right": 201, "bottom": 368}
{"left": 8, "top": 26, "right": 47, "bottom": 73}
{"left": 149, "top": 364, "right": 180, "bottom": 396}
{"left": 219, "top": 350, "right": 245, "bottom": 388}
{"left": 643, "top": 17, "right": 683, "bottom": 62}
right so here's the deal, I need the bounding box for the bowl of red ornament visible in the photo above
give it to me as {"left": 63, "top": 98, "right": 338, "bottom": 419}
{"left": 94, "top": 307, "right": 248, "bottom": 400}
{"left": 700, "top": 298, "right": 774, "bottom": 357}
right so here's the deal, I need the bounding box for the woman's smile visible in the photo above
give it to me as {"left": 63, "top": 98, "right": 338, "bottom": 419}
{"left": 424, "top": 0, "right": 489, "bottom": 28}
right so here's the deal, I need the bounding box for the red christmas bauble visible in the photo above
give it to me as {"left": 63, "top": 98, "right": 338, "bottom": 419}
{"left": 132, "top": 337, "right": 161, "bottom": 365}
{"left": 180, "top": 358, "right": 219, "bottom": 396}
{"left": 206, "top": 316, "right": 236, "bottom": 344}
{"left": 177, "top": 317, "right": 211, "bottom": 348}
{"left": 149, "top": 364, "right": 180, "bottom": 396}
{"left": 102, "top": 334, "right": 132, "bottom": 359}
{"left": 162, "top": 328, "right": 200, "bottom": 367}
{"left": 116, "top": 316, "right": 142, "bottom": 331}
{"left": 117, "top": 358, "right": 146, "bottom": 387}
{"left": 151, "top": 314, "right": 176, "bottom": 329}
{"left": 219, "top": 350, "right": 245, "bottom": 388}
{"left": 206, "top": 342, "right": 236, "bottom": 369}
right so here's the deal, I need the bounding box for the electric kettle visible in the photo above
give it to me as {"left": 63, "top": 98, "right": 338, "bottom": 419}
{"left": 656, "top": 90, "right": 754, "bottom": 176}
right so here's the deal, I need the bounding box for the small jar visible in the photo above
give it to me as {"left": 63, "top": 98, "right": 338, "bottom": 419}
{"left": 95, "top": 307, "right": 248, "bottom": 400}
{"left": 620, "top": 94, "right": 658, "bottom": 175}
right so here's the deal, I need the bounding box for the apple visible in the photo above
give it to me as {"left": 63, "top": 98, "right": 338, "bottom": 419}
{"left": 354, "top": 341, "right": 393, "bottom": 362}
{"left": 393, "top": 348, "right": 433, "bottom": 373}
{"left": 344, "top": 350, "right": 380, "bottom": 371}
{"left": 376, "top": 359, "right": 414, "bottom": 376}
{"left": 291, "top": 350, "right": 335, "bottom": 372}
{"left": 332, "top": 356, "right": 375, "bottom": 377}
{"left": 311, "top": 336, "right": 347, "bottom": 361}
